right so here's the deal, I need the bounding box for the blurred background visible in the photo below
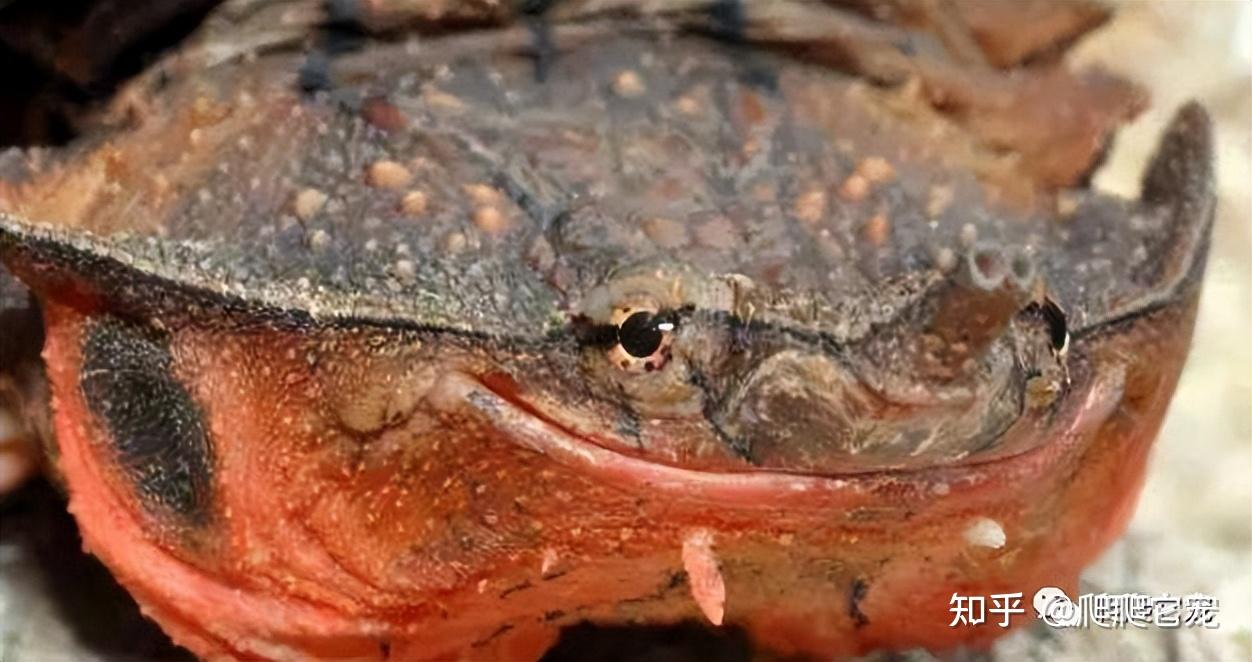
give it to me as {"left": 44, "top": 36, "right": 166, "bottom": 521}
{"left": 0, "top": 1, "right": 1248, "bottom": 660}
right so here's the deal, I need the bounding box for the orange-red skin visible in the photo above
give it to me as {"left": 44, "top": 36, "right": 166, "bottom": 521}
{"left": 38, "top": 285, "right": 1196, "bottom": 660}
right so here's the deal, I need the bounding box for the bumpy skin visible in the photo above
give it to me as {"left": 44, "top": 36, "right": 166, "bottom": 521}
{"left": 0, "top": 1, "right": 1214, "bottom": 659}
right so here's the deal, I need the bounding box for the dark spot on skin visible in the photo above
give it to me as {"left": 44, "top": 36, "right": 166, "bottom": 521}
{"left": 500, "top": 580, "right": 533, "bottom": 598}
{"left": 687, "top": 368, "right": 755, "bottom": 463}
{"left": 619, "top": 571, "right": 689, "bottom": 606}
{"left": 709, "top": 0, "right": 746, "bottom": 43}
{"left": 524, "top": 15, "right": 557, "bottom": 82}
{"left": 324, "top": 0, "right": 368, "bottom": 49}
{"left": 378, "top": 639, "right": 391, "bottom": 659}
{"left": 849, "top": 577, "right": 870, "bottom": 628}
{"left": 298, "top": 51, "right": 334, "bottom": 94}
{"left": 644, "top": 362, "right": 655, "bottom": 372}
{"left": 517, "top": 0, "right": 561, "bottom": 14}
{"left": 705, "top": 2, "right": 778, "bottom": 91}
{"left": 543, "top": 610, "right": 566, "bottom": 622}
{"left": 729, "top": 323, "right": 752, "bottom": 354}
{"left": 471, "top": 623, "right": 514, "bottom": 648}
{"left": 297, "top": 0, "right": 367, "bottom": 94}
{"left": 569, "top": 314, "right": 619, "bottom": 348}
{"left": 80, "top": 319, "right": 213, "bottom": 525}
{"left": 489, "top": 172, "right": 556, "bottom": 231}
{"left": 613, "top": 408, "right": 642, "bottom": 446}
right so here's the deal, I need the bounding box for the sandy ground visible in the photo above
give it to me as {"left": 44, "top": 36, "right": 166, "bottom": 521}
{"left": 0, "top": 3, "right": 1248, "bottom": 661}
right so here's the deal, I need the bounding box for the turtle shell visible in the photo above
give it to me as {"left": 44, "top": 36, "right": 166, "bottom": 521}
{"left": 0, "top": 0, "right": 1200, "bottom": 342}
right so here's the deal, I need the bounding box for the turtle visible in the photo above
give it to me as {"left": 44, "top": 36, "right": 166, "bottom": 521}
{"left": 0, "top": 0, "right": 1214, "bottom": 659}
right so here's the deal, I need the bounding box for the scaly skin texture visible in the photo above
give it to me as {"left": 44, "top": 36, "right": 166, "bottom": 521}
{"left": 35, "top": 275, "right": 1197, "bottom": 658}
{"left": 0, "top": 1, "right": 1215, "bottom": 659}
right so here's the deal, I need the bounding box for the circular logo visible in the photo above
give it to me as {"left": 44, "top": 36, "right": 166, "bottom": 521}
{"left": 1033, "top": 587, "right": 1081, "bottom": 628}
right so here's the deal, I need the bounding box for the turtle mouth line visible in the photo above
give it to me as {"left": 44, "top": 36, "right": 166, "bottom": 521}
{"left": 436, "top": 368, "right": 1123, "bottom": 508}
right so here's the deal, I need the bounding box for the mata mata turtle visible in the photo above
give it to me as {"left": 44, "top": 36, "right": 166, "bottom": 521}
{"left": 0, "top": 0, "right": 1215, "bottom": 659}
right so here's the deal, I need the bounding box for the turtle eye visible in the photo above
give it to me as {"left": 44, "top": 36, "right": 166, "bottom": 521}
{"left": 608, "top": 305, "right": 674, "bottom": 373}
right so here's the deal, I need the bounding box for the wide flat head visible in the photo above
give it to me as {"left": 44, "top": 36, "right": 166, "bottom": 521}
{"left": 0, "top": 7, "right": 1212, "bottom": 471}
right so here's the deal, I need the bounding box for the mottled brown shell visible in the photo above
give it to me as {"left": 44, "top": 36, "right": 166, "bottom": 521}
{"left": 0, "top": 0, "right": 1205, "bottom": 345}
